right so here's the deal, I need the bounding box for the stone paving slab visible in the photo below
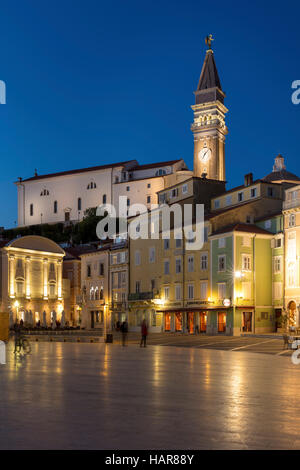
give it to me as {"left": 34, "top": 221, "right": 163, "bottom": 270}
{"left": 0, "top": 342, "right": 300, "bottom": 449}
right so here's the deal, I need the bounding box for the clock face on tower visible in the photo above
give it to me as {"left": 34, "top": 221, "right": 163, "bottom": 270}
{"left": 199, "top": 147, "right": 212, "bottom": 163}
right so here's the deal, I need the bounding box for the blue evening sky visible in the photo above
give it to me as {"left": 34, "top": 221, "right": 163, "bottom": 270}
{"left": 0, "top": 0, "right": 299, "bottom": 228}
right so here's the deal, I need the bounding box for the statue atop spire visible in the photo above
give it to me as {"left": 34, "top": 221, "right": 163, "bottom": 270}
{"left": 205, "top": 34, "right": 214, "bottom": 51}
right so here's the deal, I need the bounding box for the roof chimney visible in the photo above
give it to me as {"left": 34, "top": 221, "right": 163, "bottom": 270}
{"left": 244, "top": 173, "right": 253, "bottom": 187}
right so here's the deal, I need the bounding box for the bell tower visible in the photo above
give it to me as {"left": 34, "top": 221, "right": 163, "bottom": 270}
{"left": 191, "top": 35, "right": 228, "bottom": 181}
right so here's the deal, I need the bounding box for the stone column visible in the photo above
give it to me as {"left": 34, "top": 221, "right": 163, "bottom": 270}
{"left": 9, "top": 255, "right": 15, "bottom": 298}
{"left": 57, "top": 259, "right": 62, "bottom": 300}
{"left": 25, "top": 256, "right": 31, "bottom": 299}
{"left": 43, "top": 258, "right": 48, "bottom": 299}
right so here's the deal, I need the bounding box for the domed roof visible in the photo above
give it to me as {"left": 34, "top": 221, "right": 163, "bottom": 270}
{"left": 6, "top": 236, "right": 65, "bottom": 255}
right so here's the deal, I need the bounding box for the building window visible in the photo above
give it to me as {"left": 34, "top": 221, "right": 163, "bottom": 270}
{"left": 251, "top": 187, "right": 257, "bottom": 198}
{"left": 238, "top": 192, "right": 244, "bottom": 202}
{"left": 147, "top": 196, "right": 151, "bottom": 204}
{"left": 200, "top": 282, "right": 208, "bottom": 300}
{"left": 187, "top": 255, "right": 194, "bottom": 272}
{"left": 175, "top": 284, "right": 181, "bottom": 300}
{"left": 149, "top": 247, "right": 155, "bottom": 263}
{"left": 115, "top": 176, "right": 119, "bottom": 183}
{"left": 214, "top": 199, "right": 220, "bottom": 209}
{"left": 164, "top": 260, "right": 170, "bottom": 275}
{"left": 265, "top": 219, "right": 271, "bottom": 229}
{"left": 164, "top": 239, "right": 170, "bottom": 250}
{"left": 275, "top": 238, "right": 282, "bottom": 248}
{"left": 188, "top": 284, "right": 194, "bottom": 300}
{"left": 151, "top": 279, "right": 155, "bottom": 291}
{"left": 182, "top": 184, "right": 188, "bottom": 194}
{"left": 164, "top": 287, "right": 170, "bottom": 300}
{"left": 103, "top": 194, "right": 107, "bottom": 204}
{"left": 54, "top": 201, "right": 58, "bottom": 213}
{"left": 135, "top": 251, "right": 141, "bottom": 266}
{"left": 218, "top": 282, "right": 226, "bottom": 299}
{"left": 175, "top": 238, "right": 182, "bottom": 248}
{"left": 201, "top": 253, "right": 208, "bottom": 270}
{"left": 40, "top": 189, "right": 49, "bottom": 196}
{"left": 136, "top": 281, "right": 141, "bottom": 293}
{"left": 242, "top": 255, "right": 251, "bottom": 271}
{"left": 78, "top": 198, "right": 82, "bottom": 211}
{"left": 99, "top": 263, "right": 104, "bottom": 276}
{"left": 147, "top": 183, "right": 151, "bottom": 188}
{"left": 30, "top": 204, "right": 34, "bottom": 216}
{"left": 49, "top": 283, "right": 56, "bottom": 297}
{"left": 127, "top": 198, "right": 130, "bottom": 206}
{"left": 100, "top": 286, "right": 104, "bottom": 300}
{"left": 155, "top": 168, "right": 166, "bottom": 176}
{"left": 126, "top": 186, "right": 130, "bottom": 192}
{"left": 175, "top": 258, "right": 181, "bottom": 274}
{"left": 274, "top": 256, "right": 282, "bottom": 273}
{"left": 87, "top": 182, "right": 96, "bottom": 189}
{"left": 87, "top": 265, "right": 91, "bottom": 277}
{"left": 170, "top": 188, "right": 178, "bottom": 198}
{"left": 226, "top": 195, "right": 232, "bottom": 206}
{"left": 90, "top": 287, "right": 95, "bottom": 300}
{"left": 268, "top": 187, "right": 274, "bottom": 197}
{"left": 16, "top": 280, "right": 24, "bottom": 296}
{"left": 289, "top": 214, "right": 296, "bottom": 227}
{"left": 218, "top": 237, "right": 225, "bottom": 248}
{"left": 218, "top": 255, "right": 226, "bottom": 272}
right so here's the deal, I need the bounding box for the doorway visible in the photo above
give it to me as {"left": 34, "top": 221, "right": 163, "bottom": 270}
{"left": 218, "top": 312, "right": 226, "bottom": 333}
{"left": 200, "top": 312, "right": 207, "bottom": 332}
{"left": 65, "top": 212, "right": 70, "bottom": 222}
{"left": 175, "top": 312, "right": 182, "bottom": 332}
{"left": 90, "top": 311, "right": 95, "bottom": 329}
{"left": 187, "top": 312, "right": 194, "bottom": 334}
{"left": 242, "top": 312, "right": 253, "bottom": 332}
{"left": 165, "top": 313, "right": 171, "bottom": 332}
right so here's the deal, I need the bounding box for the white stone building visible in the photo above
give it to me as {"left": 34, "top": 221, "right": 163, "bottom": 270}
{"left": 16, "top": 159, "right": 190, "bottom": 227}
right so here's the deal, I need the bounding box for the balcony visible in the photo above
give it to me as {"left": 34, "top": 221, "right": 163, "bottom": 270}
{"left": 283, "top": 197, "right": 300, "bottom": 210}
{"left": 128, "top": 292, "right": 154, "bottom": 301}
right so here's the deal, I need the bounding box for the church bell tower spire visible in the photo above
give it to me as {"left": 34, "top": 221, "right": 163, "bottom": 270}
{"left": 191, "top": 35, "right": 228, "bottom": 181}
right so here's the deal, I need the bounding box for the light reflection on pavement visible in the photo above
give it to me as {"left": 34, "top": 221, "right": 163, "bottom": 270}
{"left": 0, "top": 341, "right": 300, "bottom": 450}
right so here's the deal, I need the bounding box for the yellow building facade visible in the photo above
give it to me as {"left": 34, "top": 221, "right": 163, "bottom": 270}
{"left": 0, "top": 236, "right": 69, "bottom": 326}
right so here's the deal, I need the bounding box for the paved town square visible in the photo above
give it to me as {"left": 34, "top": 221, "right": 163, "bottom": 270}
{"left": 1, "top": 341, "right": 300, "bottom": 450}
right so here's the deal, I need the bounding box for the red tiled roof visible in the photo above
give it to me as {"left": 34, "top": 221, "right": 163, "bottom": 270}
{"left": 19, "top": 160, "right": 137, "bottom": 183}
{"left": 64, "top": 245, "right": 96, "bottom": 260}
{"left": 211, "top": 223, "right": 273, "bottom": 237}
{"left": 131, "top": 160, "right": 183, "bottom": 171}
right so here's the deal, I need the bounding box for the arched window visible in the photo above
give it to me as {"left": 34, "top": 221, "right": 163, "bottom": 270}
{"left": 78, "top": 197, "right": 82, "bottom": 211}
{"left": 103, "top": 194, "right": 107, "bottom": 204}
{"left": 40, "top": 189, "right": 49, "bottom": 196}
{"left": 90, "top": 287, "right": 95, "bottom": 300}
{"left": 30, "top": 204, "right": 34, "bottom": 216}
{"left": 99, "top": 286, "right": 104, "bottom": 300}
{"left": 87, "top": 182, "right": 96, "bottom": 190}
{"left": 49, "top": 282, "right": 56, "bottom": 297}
{"left": 95, "top": 287, "right": 99, "bottom": 300}
{"left": 54, "top": 201, "right": 58, "bottom": 213}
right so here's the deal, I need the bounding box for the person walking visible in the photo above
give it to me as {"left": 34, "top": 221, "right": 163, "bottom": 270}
{"left": 140, "top": 319, "right": 148, "bottom": 348}
{"left": 120, "top": 320, "right": 128, "bottom": 347}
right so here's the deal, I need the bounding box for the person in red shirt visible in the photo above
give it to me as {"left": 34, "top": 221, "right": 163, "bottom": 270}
{"left": 140, "top": 319, "right": 148, "bottom": 347}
